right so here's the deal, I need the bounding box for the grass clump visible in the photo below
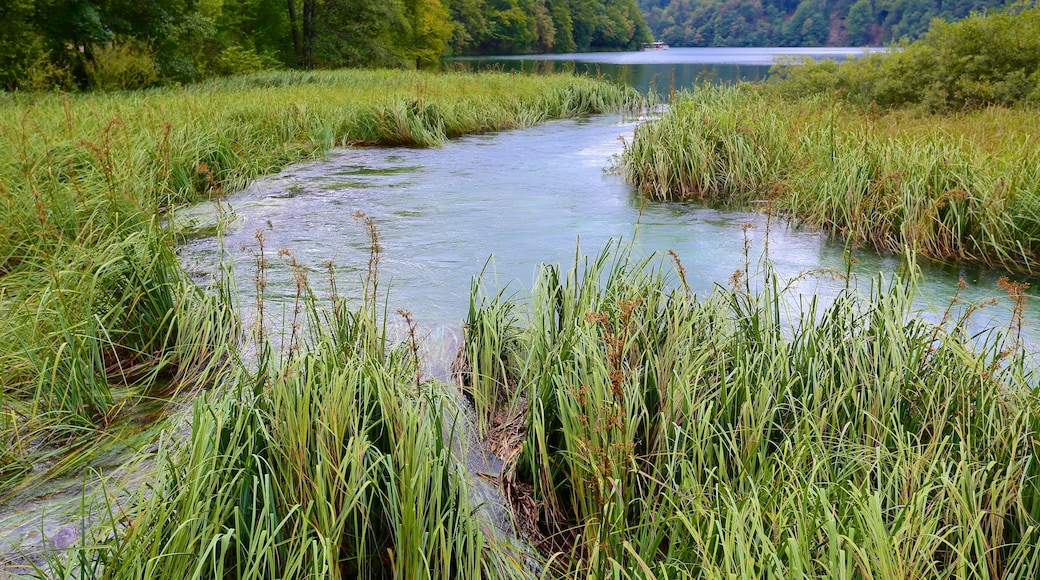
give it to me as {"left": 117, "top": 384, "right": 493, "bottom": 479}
{"left": 42, "top": 271, "right": 523, "bottom": 579}
{"left": 461, "top": 243, "right": 1040, "bottom": 577}
{"left": 620, "top": 85, "right": 1040, "bottom": 272}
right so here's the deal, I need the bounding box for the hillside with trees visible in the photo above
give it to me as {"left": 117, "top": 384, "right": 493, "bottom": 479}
{"left": 638, "top": 0, "right": 1015, "bottom": 46}
{"left": 0, "top": 0, "right": 650, "bottom": 90}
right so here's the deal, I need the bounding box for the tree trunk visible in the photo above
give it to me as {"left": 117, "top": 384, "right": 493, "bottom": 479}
{"left": 302, "top": 0, "right": 318, "bottom": 68}
{"left": 287, "top": 0, "right": 302, "bottom": 64}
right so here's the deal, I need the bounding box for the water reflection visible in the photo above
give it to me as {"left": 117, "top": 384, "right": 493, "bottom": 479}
{"left": 446, "top": 47, "right": 881, "bottom": 93}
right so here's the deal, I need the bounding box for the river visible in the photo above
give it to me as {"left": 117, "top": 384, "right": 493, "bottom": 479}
{"left": 178, "top": 43, "right": 1032, "bottom": 343}
{"left": 3, "top": 46, "right": 1035, "bottom": 573}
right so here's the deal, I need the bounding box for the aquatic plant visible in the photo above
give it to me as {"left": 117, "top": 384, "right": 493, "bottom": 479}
{"left": 0, "top": 69, "right": 638, "bottom": 499}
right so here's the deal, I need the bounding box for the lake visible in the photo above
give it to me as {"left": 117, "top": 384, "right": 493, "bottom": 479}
{"left": 447, "top": 46, "right": 884, "bottom": 93}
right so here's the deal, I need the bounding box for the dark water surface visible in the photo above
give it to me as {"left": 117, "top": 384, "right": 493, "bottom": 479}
{"left": 447, "top": 46, "right": 883, "bottom": 93}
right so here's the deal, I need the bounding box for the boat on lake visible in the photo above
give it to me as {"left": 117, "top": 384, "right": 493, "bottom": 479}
{"left": 642, "top": 41, "right": 669, "bottom": 50}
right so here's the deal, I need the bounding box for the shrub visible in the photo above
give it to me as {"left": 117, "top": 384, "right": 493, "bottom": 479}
{"left": 216, "top": 45, "right": 275, "bottom": 76}
{"left": 770, "top": 6, "right": 1040, "bottom": 110}
{"left": 86, "top": 41, "right": 160, "bottom": 92}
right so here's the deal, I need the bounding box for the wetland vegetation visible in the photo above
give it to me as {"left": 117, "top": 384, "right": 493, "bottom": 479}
{"left": 2, "top": 5, "right": 1040, "bottom": 579}
{"left": 0, "top": 69, "right": 636, "bottom": 575}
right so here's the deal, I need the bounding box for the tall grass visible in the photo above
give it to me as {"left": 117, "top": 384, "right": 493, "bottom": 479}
{"left": 461, "top": 243, "right": 1040, "bottom": 577}
{"left": 620, "top": 85, "right": 1040, "bottom": 272}
{"left": 36, "top": 245, "right": 532, "bottom": 580}
{"left": 0, "top": 69, "right": 638, "bottom": 497}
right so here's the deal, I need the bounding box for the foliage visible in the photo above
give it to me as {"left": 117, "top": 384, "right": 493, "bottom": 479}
{"left": 638, "top": 0, "right": 1014, "bottom": 47}
{"left": 0, "top": 0, "right": 46, "bottom": 90}
{"left": 86, "top": 41, "right": 160, "bottom": 91}
{"left": 771, "top": 5, "right": 1040, "bottom": 109}
{"left": 0, "top": 0, "right": 653, "bottom": 90}
{"left": 445, "top": 0, "right": 652, "bottom": 54}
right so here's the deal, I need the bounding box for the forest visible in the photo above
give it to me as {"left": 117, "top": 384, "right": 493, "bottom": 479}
{"left": 0, "top": 0, "right": 650, "bottom": 90}
{"left": 638, "top": 0, "right": 1015, "bottom": 46}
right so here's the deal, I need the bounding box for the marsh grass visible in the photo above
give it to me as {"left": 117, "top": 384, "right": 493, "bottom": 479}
{"left": 620, "top": 85, "right": 1040, "bottom": 273}
{"left": 37, "top": 241, "right": 533, "bottom": 580}
{"left": 0, "top": 69, "right": 638, "bottom": 497}
{"left": 462, "top": 243, "right": 1040, "bottom": 577}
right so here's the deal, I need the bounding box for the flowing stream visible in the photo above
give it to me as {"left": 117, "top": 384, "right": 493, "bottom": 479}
{"left": 171, "top": 105, "right": 1037, "bottom": 569}
{"left": 176, "top": 111, "right": 1037, "bottom": 340}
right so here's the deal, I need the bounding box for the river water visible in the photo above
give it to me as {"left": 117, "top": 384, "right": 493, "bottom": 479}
{"left": 177, "top": 46, "right": 1036, "bottom": 347}
{"left": 175, "top": 110, "right": 1036, "bottom": 343}
{"left": 178, "top": 45, "right": 1031, "bottom": 343}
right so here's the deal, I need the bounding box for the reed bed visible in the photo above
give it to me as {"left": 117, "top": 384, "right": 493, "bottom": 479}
{"left": 460, "top": 243, "right": 1040, "bottom": 578}
{"left": 0, "top": 69, "right": 638, "bottom": 498}
{"left": 619, "top": 85, "right": 1040, "bottom": 273}
{"left": 38, "top": 266, "right": 530, "bottom": 579}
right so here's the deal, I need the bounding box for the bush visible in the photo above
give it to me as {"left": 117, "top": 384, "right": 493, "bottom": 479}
{"left": 770, "top": 6, "right": 1040, "bottom": 110}
{"left": 216, "top": 45, "right": 275, "bottom": 76}
{"left": 86, "top": 41, "right": 160, "bottom": 92}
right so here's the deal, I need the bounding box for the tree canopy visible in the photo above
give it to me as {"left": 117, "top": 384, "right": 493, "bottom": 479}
{"left": 2, "top": 0, "right": 651, "bottom": 90}
{"left": 638, "top": 0, "right": 1015, "bottom": 47}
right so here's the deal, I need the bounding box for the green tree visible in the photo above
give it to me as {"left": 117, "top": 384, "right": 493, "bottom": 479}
{"left": 312, "top": 0, "right": 410, "bottom": 67}
{"left": 547, "top": 0, "right": 576, "bottom": 51}
{"left": 846, "top": 0, "right": 874, "bottom": 44}
{"left": 404, "top": 0, "right": 452, "bottom": 66}
{"left": 446, "top": 0, "right": 490, "bottom": 53}
{"left": 0, "top": 0, "right": 44, "bottom": 89}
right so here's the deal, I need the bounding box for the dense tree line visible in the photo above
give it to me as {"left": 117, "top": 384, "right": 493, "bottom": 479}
{"left": 0, "top": 0, "right": 650, "bottom": 90}
{"left": 638, "top": 0, "right": 1014, "bottom": 46}
{"left": 446, "top": 0, "right": 651, "bottom": 54}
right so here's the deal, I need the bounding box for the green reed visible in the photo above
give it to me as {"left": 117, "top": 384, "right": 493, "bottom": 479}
{"left": 36, "top": 250, "right": 531, "bottom": 580}
{"left": 620, "top": 85, "right": 1040, "bottom": 273}
{"left": 461, "top": 242, "right": 1040, "bottom": 578}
